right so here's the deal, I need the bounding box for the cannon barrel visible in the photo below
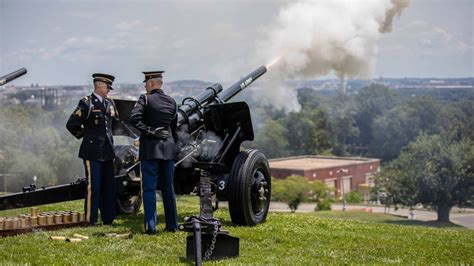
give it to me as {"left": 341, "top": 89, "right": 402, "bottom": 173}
{"left": 0, "top": 68, "right": 27, "bottom": 86}
{"left": 177, "top": 66, "right": 267, "bottom": 132}
{"left": 219, "top": 65, "right": 267, "bottom": 102}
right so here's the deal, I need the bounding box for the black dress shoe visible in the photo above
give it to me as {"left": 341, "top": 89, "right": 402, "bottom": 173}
{"left": 163, "top": 228, "right": 178, "bottom": 233}
{"left": 145, "top": 230, "right": 156, "bottom": 235}
{"left": 103, "top": 221, "right": 114, "bottom": 226}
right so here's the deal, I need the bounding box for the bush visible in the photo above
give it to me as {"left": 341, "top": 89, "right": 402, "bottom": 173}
{"left": 345, "top": 191, "right": 364, "bottom": 203}
{"left": 307, "top": 180, "right": 328, "bottom": 203}
{"left": 272, "top": 175, "right": 331, "bottom": 212}
{"left": 315, "top": 199, "right": 332, "bottom": 211}
{"left": 272, "top": 176, "right": 307, "bottom": 212}
{"left": 288, "top": 191, "right": 304, "bottom": 212}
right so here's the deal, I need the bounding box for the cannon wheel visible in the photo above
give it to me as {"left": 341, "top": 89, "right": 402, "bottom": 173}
{"left": 228, "top": 149, "right": 271, "bottom": 226}
{"left": 116, "top": 193, "right": 142, "bottom": 214}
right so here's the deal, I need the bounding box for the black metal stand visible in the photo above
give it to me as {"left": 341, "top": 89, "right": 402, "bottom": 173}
{"left": 179, "top": 164, "right": 239, "bottom": 266}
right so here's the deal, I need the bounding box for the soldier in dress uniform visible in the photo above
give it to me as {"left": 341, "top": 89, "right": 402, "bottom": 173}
{"left": 130, "top": 70, "right": 179, "bottom": 234}
{"left": 66, "top": 73, "right": 120, "bottom": 226}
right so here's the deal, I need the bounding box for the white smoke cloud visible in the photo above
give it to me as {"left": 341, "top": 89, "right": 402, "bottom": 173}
{"left": 255, "top": 0, "right": 412, "bottom": 111}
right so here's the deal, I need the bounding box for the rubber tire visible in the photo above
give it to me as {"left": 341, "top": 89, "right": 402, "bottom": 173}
{"left": 116, "top": 192, "right": 142, "bottom": 215}
{"left": 228, "top": 149, "right": 271, "bottom": 226}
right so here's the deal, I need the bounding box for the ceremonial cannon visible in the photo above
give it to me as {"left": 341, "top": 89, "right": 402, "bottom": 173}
{"left": 0, "top": 66, "right": 272, "bottom": 227}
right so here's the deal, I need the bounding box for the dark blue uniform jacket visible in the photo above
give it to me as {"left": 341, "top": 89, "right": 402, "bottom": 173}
{"left": 130, "top": 89, "right": 178, "bottom": 160}
{"left": 66, "top": 94, "right": 120, "bottom": 161}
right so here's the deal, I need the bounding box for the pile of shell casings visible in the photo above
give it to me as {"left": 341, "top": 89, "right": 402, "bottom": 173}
{"left": 0, "top": 207, "right": 85, "bottom": 230}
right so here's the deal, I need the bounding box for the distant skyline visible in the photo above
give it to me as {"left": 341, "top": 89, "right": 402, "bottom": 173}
{"left": 1, "top": 0, "right": 473, "bottom": 86}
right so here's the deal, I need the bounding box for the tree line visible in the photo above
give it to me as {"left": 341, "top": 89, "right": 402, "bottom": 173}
{"left": 245, "top": 84, "right": 473, "bottom": 162}
{"left": 0, "top": 106, "right": 83, "bottom": 192}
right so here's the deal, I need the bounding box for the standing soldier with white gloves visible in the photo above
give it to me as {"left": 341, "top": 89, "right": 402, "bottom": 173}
{"left": 130, "top": 70, "right": 179, "bottom": 234}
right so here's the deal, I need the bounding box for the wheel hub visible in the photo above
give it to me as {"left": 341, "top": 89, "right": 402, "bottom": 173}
{"left": 251, "top": 170, "right": 269, "bottom": 214}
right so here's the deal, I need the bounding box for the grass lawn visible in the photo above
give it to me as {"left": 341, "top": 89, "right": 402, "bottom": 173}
{"left": 1, "top": 196, "right": 473, "bottom": 264}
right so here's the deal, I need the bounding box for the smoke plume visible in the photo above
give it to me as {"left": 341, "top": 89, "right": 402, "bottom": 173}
{"left": 255, "top": 0, "right": 412, "bottom": 111}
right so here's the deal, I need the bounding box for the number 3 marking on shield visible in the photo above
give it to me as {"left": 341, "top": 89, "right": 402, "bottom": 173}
{"left": 218, "top": 181, "right": 225, "bottom": 190}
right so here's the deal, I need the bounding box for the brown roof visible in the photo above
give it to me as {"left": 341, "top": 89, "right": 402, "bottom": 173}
{"left": 269, "top": 156, "right": 379, "bottom": 171}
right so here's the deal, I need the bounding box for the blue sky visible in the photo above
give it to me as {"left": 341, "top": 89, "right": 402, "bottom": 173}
{"left": 1, "top": 0, "right": 472, "bottom": 85}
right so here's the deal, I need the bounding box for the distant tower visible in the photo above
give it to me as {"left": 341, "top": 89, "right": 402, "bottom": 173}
{"left": 339, "top": 75, "right": 346, "bottom": 94}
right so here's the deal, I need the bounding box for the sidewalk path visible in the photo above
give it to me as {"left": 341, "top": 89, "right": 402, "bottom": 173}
{"left": 267, "top": 202, "right": 474, "bottom": 230}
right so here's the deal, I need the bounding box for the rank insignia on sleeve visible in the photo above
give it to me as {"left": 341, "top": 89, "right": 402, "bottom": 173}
{"left": 74, "top": 108, "right": 82, "bottom": 117}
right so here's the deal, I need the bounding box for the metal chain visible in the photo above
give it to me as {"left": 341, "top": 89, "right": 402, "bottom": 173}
{"left": 204, "top": 221, "right": 219, "bottom": 260}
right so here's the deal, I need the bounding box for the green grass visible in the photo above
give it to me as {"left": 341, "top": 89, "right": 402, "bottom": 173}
{"left": 1, "top": 196, "right": 473, "bottom": 264}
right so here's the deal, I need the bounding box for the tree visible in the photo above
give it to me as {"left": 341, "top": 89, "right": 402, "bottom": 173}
{"left": 353, "top": 84, "right": 398, "bottom": 147}
{"left": 253, "top": 119, "right": 288, "bottom": 159}
{"left": 376, "top": 133, "right": 474, "bottom": 222}
{"left": 0, "top": 105, "right": 83, "bottom": 191}
{"left": 298, "top": 88, "right": 360, "bottom": 156}
{"left": 371, "top": 96, "right": 449, "bottom": 161}
{"left": 8, "top": 150, "right": 57, "bottom": 191}
{"left": 297, "top": 87, "right": 327, "bottom": 110}
{"left": 284, "top": 107, "right": 332, "bottom": 156}
{"left": 450, "top": 99, "right": 474, "bottom": 141}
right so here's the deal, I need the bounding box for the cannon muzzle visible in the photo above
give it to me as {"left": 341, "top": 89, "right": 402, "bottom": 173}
{"left": 0, "top": 68, "right": 27, "bottom": 86}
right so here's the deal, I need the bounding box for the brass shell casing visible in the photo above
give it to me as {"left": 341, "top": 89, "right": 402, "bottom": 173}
{"left": 31, "top": 207, "right": 39, "bottom": 217}
{"left": 54, "top": 214, "right": 62, "bottom": 224}
{"left": 19, "top": 218, "right": 28, "bottom": 228}
{"left": 46, "top": 215, "right": 54, "bottom": 225}
{"left": 63, "top": 213, "right": 71, "bottom": 223}
{"left": 50, "top": 236, "right": 66, "bottom": 241}
{"left": 4, "top": 219, "right": 12, "bottom": 229}
{"left": 38, "top": 215, "right": 46, "bottom": 225}
{"left": 73, "top": 233, "right": 89, "bottom": 240}
{"left": 71, "top": 212, "right": 79, "bottom": 223}
{"left": 11, "top": 218, "right": 19, "bottom": 229}
{"left": 30, "top": 216, "right": 38, "bottom": 226}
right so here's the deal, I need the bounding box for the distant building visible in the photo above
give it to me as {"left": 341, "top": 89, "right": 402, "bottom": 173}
{"left": 269, "top": 155, "right": 380, "bottom": 197}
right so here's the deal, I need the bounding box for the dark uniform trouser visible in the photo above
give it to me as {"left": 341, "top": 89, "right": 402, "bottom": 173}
{"left": 83, "top": 160, "right": 116, "bottom": 225}
{"left": 141, "top": 159, "right": 178, "bottom": 232}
